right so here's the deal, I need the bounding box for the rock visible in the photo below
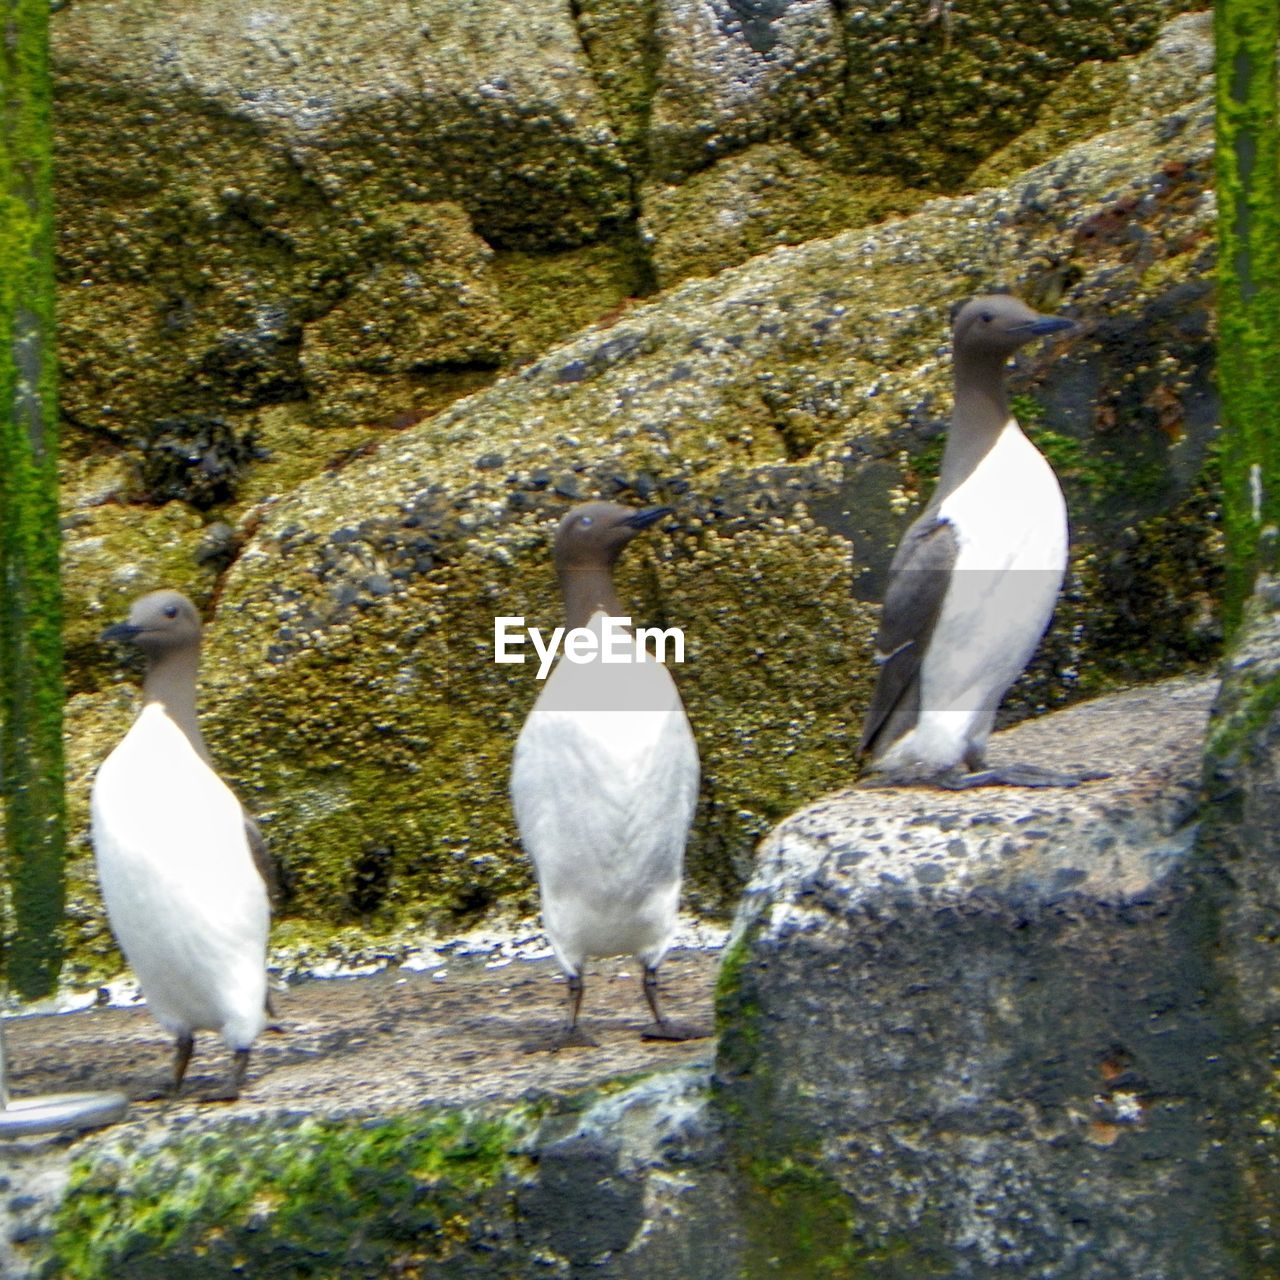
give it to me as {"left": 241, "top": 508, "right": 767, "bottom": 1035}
{"left": 1197, "top": 572, "right": 1280, "bottom": 1267}
{"left": 138, "top": 414, "right": 260, "bottom": 509}
{"left": 14, "top": 1068, "right": 735, "bottom": 1279}
{"left": 639, "top": 142, "right": 920, "bottom": 287}
{"left": 837, "top": 0, "right": 1181, "bottom": 188}
{"left": 646, "top": 0, "right": 847, "bottom": 182}
{"left": 54, "top": 0, "right": 629, "bottom": 250}
{"left": 299, "top": 202, "right": 511, "bottom": 427}
{"left": 51, "top": 0, "right": 631, "bottom": 439}
{"left": 0, "top": 948, "right": 727, "bottom": 1280}
{"left": 969, "top": 10, "right": 1215, "bottom": 189}
{"left": 715, "top": 674, "right": 1248, "bottom": 1277}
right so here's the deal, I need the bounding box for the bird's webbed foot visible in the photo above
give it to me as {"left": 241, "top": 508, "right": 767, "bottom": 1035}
{"left": 523, "top": 971, "right": 599, "bottom": 1052}
{"left": 934, "top": 762, "right": 1111, "bottom": 790}
{"left": 640, "top": 1019, "right": 711, "bottom": 1042}
{"left": 522, "top": 1025, "right": 601, "bottom": 1054}
{"left": 639, "top": 965, "right": 709, "bottom": 1042}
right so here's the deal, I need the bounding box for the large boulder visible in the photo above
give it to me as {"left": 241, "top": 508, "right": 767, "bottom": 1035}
{"left": 1197, "top": 570, "right": 1280, "bottom": 1268}
{"left": 715, "top": 675, "right": 1247, "bottom": 1276}
{"left": 52, "top": 0, "right": 633, "bottom": 440}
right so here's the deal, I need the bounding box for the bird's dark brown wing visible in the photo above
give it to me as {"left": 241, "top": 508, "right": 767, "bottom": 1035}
{"left": 243, "top": 812, "right": 281, "bottom": 1020}
{"left": 243, "top": 812, "right": 279, "bottom": 911}
{"left": 859, "top": 515, "right": 959, "bottom": 758}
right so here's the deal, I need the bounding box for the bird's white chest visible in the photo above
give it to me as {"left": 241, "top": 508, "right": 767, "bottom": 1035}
{"left": 91, "top": 703, "right": 269, "bottom": 1039}
{"left": 938, "top": 422, "right": 1067, "bottom": 573}
{"left": 510, "top": 612, "right": 699, "bottom": 961}
{"left": 920, "top": 421, "right": 1067, "bottom": 717}
{"left": 91, "top": 705, "right": 264, "bottom": 939}
{"left": 93, "top": 705, "right": 237, "bottom": 851}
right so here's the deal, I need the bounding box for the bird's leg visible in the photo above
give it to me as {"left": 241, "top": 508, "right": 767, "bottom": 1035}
{"left": 264, "top": 990, "right": 285, "bottom": 1033}
{"left": 171, "top": 1032, "right": 195, "bottom": 1095}
{"left": 935, "top": 762, "right": 1111, "bottom": 790}
{"left": 522, "top": 970, "right": 599, "bottom": 1052}
{"left": 192, "top": 1046, "right": 252, "bottom": 1104}
{"left": 556, "top": 972, "right": 601, "bottom": 1048}
{"left": 639, "top": 965, "right": 710, "bottom": 1042}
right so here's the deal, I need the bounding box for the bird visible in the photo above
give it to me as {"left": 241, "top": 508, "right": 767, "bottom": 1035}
{"left": 91, "top": 589, "right": 272, "bottom": 1098}
{"left": 859, "top": 293, "right": 1099, "bottom": 788}
{"left": 510, "top": 502, "right": 705, "bottom": 1049}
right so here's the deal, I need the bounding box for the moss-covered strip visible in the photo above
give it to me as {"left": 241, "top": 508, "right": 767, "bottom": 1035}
{"left": 1215, "top": 0, "right": 1280, "bottom": 632}
{"left": 48, "top": 1104, "right": 541, "bottom": 1279}
{"left": 0, "top": 0, "right": 66, "bottom": 997}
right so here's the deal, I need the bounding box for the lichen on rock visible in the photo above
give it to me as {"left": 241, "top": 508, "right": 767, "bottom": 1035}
{"left": 299, "top": 202, "right": 511, "bottom": 428}
{"left": 640, "top": 142, "right": 922, "bottom": 288}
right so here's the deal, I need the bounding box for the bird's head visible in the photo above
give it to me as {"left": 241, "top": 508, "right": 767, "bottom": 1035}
{"left": 952, "top": 293, "right": 1076, "bottom": 361}
{"left": 101, "top": 589, "right": 203, "bottom": 658}
{"left": 552, "top": 502, "right": 673, "bottom": 575}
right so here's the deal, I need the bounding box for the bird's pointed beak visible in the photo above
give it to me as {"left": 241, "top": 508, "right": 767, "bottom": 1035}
{"left": 100, "top": 621, "right": 141, "bottom": 644}
{"left": 620, "top": 505, "right": 673, "bottom": 531}
{"left": 1021, "top": 315, "right": 1077, "bottom": 337}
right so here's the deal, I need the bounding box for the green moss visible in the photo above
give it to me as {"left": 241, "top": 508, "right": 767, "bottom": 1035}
{"left": 641, "top": 147, "right": 923, "bottom": 288}
{"left": 0, "top": 0, "right": 65, "bottom": 998}
{"left": 742, "top": 1155, "right": 866, "bottom": 1279}
{"left": 48, "top": 1104, "right": 540, "bottom": 1280}
{"left": 839, "top": 0, "right": 1183, "bottom": 189}
{"left": 1202, "top": 575, "right": 1280, "bottom": 766}
{"left": 734, "top": 1150, "right": 953, "bottom": 1279}
{"left": 1207, "top": 671, "right": 1280, "bottom": 771}
{"left": 1215, "top": 0, "right": 1280, "bottom": 631}
{"left": 491, "top": 237, "right": 650, "bottom": 363}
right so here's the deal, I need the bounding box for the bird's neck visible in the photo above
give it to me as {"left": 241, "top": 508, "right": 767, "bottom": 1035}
{"left": 937, "top": 354, "right": 1014, "bottom": 500}
{"left": 558, "top": 565, "right": 625, "bottom": 631}
{"left": 142, "top": 649, "right": 213, "bottom": 764}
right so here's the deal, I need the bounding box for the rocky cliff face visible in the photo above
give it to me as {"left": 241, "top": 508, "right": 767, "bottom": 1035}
{"left": 52, "top": 9, "right": 1217, "bottom": 968}
{"left": 53, "top": 0, "right": 1190, "bottom": 446}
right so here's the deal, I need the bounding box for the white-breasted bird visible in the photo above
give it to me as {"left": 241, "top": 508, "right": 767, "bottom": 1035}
{"left": 91, "top": 590, "right": 271, "bottom": 1096}
{"left": 510, "top": 502, "right": 704, "bottom": 1048}
{"left": 860, "top": 293, "right": 1098, "bottom": 788}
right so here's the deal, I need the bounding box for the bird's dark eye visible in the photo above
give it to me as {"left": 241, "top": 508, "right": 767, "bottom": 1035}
{"left": 579, "top": 515, "right": 593, "bottom": 528}
{"left": 980, "top": 311, "right": 994, "bottom": 323}
{"left": 163, "top": 605, "right": 178, "bottom": 619}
